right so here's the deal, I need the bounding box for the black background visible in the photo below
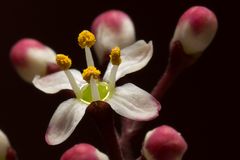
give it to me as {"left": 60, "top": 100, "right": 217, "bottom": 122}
{"left": 0, "top": 0, "right": 237, "bottom": 160}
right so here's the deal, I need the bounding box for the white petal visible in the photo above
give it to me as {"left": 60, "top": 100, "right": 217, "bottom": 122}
{"left": 107, "top": 83, "right": 160, "bottom": 121}
{"left": 45, "top": 98, "right": 87, "bottom": 145}
{"left": 33, "top": 69, "right": 85, "bottom": 94}
{"left": 103, "top": 40, "right": 153, "bottom": 82}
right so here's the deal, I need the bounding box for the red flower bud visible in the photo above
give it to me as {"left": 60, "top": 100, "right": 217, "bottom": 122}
{"left": 60, "top": 143, "right": 109, "bottom": 160}
{"left": 142, "top": 125, "right": 187, "bottom": 160}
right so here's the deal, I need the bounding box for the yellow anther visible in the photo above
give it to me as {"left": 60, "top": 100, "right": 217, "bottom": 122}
{"left": 110, "top": 47, "right": 121, "bottom": 65}
{"left": 82, "top": 66, "right": 101, "bottom": 82}
{"left": 78, "top": 30, "right": 96, "bottom": 49}
{"left": 56, "top": 54, "right": 72, "bottom": 70}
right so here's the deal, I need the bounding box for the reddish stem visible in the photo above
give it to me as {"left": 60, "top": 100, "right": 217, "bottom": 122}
{"left": 151, "top": 66, "right": 179, "bottom": 100}
{"left": 87, "top": 101, "right": 123, "bottom": 160}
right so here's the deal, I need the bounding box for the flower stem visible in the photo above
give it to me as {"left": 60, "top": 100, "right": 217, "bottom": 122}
{"left": 119, "top": 118, "right": 135, "bottom": 160}
{"left": 152, "top": 41, "right": 198, "bottom": 100}
{"left": 100, "top": 119, "right": 122, "bottom": 160}
{"left": 151, "top": 66, "right": 178, "bottom": 100}
{"left": 87, "top": 101, "right": 123, "bottom": 160}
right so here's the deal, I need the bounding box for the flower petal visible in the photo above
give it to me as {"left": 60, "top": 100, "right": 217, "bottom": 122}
{"left": 103, "top": 40, "right": 153, "bottom": 82}
{"left": 107, "top": 83, "right": 160, "bottom": 121}
{"left": 33, "top": 69, "right": 85, "bottom": 94}
{"left": 45, "top": 98, "right": 87, "bottom": 145}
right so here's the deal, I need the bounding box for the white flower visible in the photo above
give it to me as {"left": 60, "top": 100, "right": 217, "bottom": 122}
{"left": 33, "top": 30, "right": 161, "bottom": 145}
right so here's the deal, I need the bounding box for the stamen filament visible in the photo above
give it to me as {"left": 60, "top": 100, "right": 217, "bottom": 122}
{"left": 109, "top": 65, "right": 119, "bottom": 90}
{"left": 64, "top": 70, "right": 81, "bottom": 99}
{"left": 85, "top": 47, "right": 94, "bottom": 66}
{"left": 90, "top": 76, "right": 100, "bottom": 101}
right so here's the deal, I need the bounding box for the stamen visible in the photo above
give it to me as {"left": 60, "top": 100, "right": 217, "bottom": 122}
{"left": 56, "top": 54, "right": 72, "bottom": 70}
{"left": 85, "top": 47, "right": 94, "bottom": 66}
{"left": 77, "top": 30, "right": 96, "bottom": 66}
{"left": 109, "top": 65, "right": 119, "bottom": 90}
{"left": 108, "top": 47, "right": 121, "bottom": 90}
{"left": 110, "top": 47, "right": 121, "bottom": 65}
{"left": 64, "top": 70, "right": 81, "bottom": 99}
{"left": 82, "top": 66, "right": 101, "bottom": 82}
{"left": 78, "top": 30, "right": 96, "bottom": 49}
{"left": 55, "top": 54, "right": 81, "bottom": 98}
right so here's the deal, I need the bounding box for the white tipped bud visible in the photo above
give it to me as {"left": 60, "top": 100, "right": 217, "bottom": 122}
{"left": 0, "top": 130, "right": 17, "bottom": 160}
{"left": 10, "top": 38, "right": 58, "bottom": 83}
{"left": 0, "top": 130, "right": 10, "bottom": 160}
{"left": 91, "top": 10, "right": 136, "bottom": 64}
{"left": 60, "top": 143, "right": 109, "bottom": 160}
{"left": 171, "top": 6, "right": 218, "bottom": 56}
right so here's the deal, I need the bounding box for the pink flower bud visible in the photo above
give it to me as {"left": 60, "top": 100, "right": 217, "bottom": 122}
{"left": 0, "top": 130, "right": 17, "bottom": 160}
{"left": 142, "top": 125, "right": 187, "bottom": 160}
{"left": 171, "top": 6, "right": 218, "bottom": 56}
{"left": 91, "top": 10, "right": 136, "bottom": 64}
{"left": 60, "top": 143, "right": 109, "bottom": 160}
{"left": 10, "top": 38, "right": 59, "bottom": 83}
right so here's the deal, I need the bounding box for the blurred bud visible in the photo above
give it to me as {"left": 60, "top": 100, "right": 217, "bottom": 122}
{"left": 10, "top": 38, "right": 59, "bottom": 83}
{"left": 61, "top": 143, "right": 109, "bottom": 160}
{"left": 0, "top": 130, "right": 17, "bottom": 160}
{"left": 171, "top": 6, "right": 218, "bottom": 56}
{"left": 142, "top": 125, "right": 187, "bottom": 160}
{"left": 91, "top": 10, "right": 136, "bottom": 64}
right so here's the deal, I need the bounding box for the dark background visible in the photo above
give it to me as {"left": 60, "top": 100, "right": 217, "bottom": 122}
{"left": 0, "top": 0, "right": 237, "bottom": 160}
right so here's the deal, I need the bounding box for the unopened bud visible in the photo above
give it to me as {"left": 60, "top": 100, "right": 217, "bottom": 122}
{"left": 142, "top": 125, "right": 187, "bottom": 160}
{"left": 60, "top": 143, "right": 109, "bottom": 160}
{"left": 171, "top": 6, "right": 218, "bottom": 56}
{"left": 91, "top": 10, "right": 135, "bottom": 64}
{"left": 0, "top": 130, "right": 17, "bottom": 160}
{"left": 10, "top": 38, "right": 59, "bottom": 83}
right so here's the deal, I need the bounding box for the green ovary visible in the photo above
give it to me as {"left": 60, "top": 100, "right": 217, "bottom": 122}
{"left": 80, "top": 82, "right": 110, "bottom": 104}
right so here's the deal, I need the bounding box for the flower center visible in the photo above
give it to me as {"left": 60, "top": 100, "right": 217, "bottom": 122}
{"left": 80, "top": 82, "right": 111, "bottom": 104}
{"left": 56, "top": 30, "right": 122, "bottom": 103}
